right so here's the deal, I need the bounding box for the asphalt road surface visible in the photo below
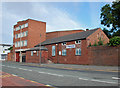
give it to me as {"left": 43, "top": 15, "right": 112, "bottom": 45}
{"left": 1, "top": 61, "right": 119, "bottom": 87}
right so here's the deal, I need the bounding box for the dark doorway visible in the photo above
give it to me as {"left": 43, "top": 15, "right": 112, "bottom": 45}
{"left": 22, "top": 55, "right": 26, "bottom": 62}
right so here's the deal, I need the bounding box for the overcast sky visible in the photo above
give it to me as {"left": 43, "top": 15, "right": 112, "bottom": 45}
{"left": 1, "top": 0, "right": 114, "bottom": 45}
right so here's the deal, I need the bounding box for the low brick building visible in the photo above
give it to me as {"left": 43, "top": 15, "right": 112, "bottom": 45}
{"left": 36, "top": 28, "right": 110, "bottom": 65}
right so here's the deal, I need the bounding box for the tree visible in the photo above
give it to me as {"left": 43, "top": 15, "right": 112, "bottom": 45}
{"left": 112, "top": 29, "right": 120, "bottom": 37}
{"left": 100, "top": 1, "right": 120, "bottom": 32}
{"left": 102, "top": 28, "right": 111, "bottom": 38}
{"left": 108, "top": 36, "right": 120, "bottom": 46}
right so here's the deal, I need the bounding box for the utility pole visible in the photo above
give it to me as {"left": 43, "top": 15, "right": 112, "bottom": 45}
{"left": 20, "top": 26, "right": 22, "bottom": 62}
{"left": 39, "top": 34, "right": 41, "bottom": 65}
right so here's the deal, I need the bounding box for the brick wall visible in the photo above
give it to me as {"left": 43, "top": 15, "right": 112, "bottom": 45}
{"left": 46, "top": 30, "right": 84, "bottom": 40}
{"left": 87, "top": 28, "right": 109, "bottom": 46}
{"left": 45, "top": 39, "right": 90, "bottom": 65}
{"left": 26, "top": 50, "right": 48, "bottom": 63}
{"left": 88, "top": 46, "right": 119, "bottom": 66}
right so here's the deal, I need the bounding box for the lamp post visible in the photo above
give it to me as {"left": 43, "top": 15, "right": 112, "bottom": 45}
{"left": 20, "top": 26, "right": 22, "bottom": 62}
{"left": 39, "top": 34, "right": 41, "bottom": 65}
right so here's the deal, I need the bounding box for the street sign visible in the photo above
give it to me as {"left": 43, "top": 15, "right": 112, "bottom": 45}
{"left": 66, "top": 44, "right": 75, "bottom": 49}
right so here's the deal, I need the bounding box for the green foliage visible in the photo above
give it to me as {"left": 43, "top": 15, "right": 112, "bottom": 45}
{"left": 112, "top": 30, "right": 120, "bottom": 37}
{"left": 89, "top": 43, "right": 92, "bottom": 46}
{"left": 102, "top": 28, "right": 111, "bottom": 38}
{"left": 98, "top": 38, "right": 103, "bottom": 45}
{"left": 100, "top": 1, "right": 120, "bottom": 32}
{"left": 108, "top": 36, "right": 120, "bottom": 46}
{"left": 93, "top": 41, "right": 97, "bottom": 46}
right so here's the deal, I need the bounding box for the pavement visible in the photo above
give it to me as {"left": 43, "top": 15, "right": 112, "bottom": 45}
{"left": 1, "top": 71, "right": 53, "bottom": 87}
{"left": 21, "top": 62, "right": 119, "bottom": 73}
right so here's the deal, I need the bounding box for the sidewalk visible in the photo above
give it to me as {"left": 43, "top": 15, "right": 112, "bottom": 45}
{"left": 22, "top": 63, "right": 119, "bottom": 72}
{"left": 1, "top": 71, "right": 52, "bottom": 87}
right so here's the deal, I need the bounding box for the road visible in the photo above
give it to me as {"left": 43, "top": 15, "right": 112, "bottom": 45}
{"left": 1, "top": 61, "right": 119, "bottom": 87}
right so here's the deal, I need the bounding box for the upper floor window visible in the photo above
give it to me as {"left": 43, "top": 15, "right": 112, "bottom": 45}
{"left": 15, "top": 42, "right": 17, "bottom": 47}
{"left": 62, "top": 49, "right": 66, "bottom": 56}
{"left": 24, "top": 31, "right": 28, "bottom": 36}
{"left": 15, "top": 34, "right": 18, "bottom": 39}
{"left": 18, "top": 33, "right": 20, "bottom": 38}
{"left": 52, "top": 46, "right": 55, "bottom": 56}
{"left": 17, "top": 41, "right": 20, "bottom": 47}
{"left": 75, "top": 48, "right": 81, "bottom": 55}
{"left": 24, "top": 40, "right": 27, "bottom": 46}
{"left": 20, "top": 41, "right": 24, "bottom": 47}
{"left": 25, "top": 23, "right": 28, "bottom": 28}
{"left": 62, "top": 42, "right": 66, "bottom": 45}
{"left": 21, "top": 24, "right": 25, "bottom": 29}
{"left": 75, "top": 40, "right": 81, "bottom": 44}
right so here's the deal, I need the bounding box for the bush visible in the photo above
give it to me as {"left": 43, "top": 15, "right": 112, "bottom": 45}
{"left": 93, "top": 41, "right": 97, "bottom": 46}
{"left": 98, "top": 38, "right": 103, "bottom": 45}
{"left": 108, "top": 36, "right": 120, "bottom": 46}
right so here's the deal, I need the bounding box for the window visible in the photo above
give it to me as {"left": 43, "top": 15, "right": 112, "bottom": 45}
{"left": 25, "top": 23, "right": 28, "bottom": 27}
{"left": 62, "top": 42, "right": 66, "bottom": 45}
{"left": 75, "top": 40, "right": 81, "bottom": 44}
{"left": 52, "top": 46, "right": 55, "bottom": 56}
{"left": 21, "top": 24, "right": 24, "bottom": 29}
{"left": 20, "top": 32, "right": 23, "bottom": 37}
{"left": 18, "top": 33, "right": 20, "bottom": 38}
{"left": 24, "top": 31, "right": 28, "bottom": 36}
{"left": 37, "top": 51, "right": 39, "bottom": 56}
{"left": 31, "top": 51, "right": 33, "bottom": 56}
{"left": 76, "top": 48, "right": 81, "bottom": 55}
{"left": 15, "top": 42, "right": 17, "bottom": 47}
{"left": 62, "top": 49, "right": 66, "bottom": 56}
{"left": 18, "top": 41, "right": 20, "bottom": 47}
{"left": 15, "top": 34, "right": 18, "bottom": 39}
{"left": 20, "top": 41, "right": 24, "bottom": 47}
{"left": 16, "top": 27, "right": 19, "bottom": 31}
{"left": 24, "top": 40, "right": 27, "bottom": 46}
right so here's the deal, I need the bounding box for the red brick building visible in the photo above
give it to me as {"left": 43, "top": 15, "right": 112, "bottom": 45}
{"left": 36, "top": 28, "right": 109, "bottom": 65}
{"left": 12, "top": 19, "right": 116, "bottom": 65}
{"left": 13, "top": 19, "right": 46, "bottom": 62}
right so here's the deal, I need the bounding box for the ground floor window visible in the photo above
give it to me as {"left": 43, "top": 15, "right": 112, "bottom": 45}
{"left": 31, "top": 51, "right": 33, "bottom": 56}
{"left": 75, "top": 48, "right": 81, "bottom": 55}
{"left": 62, "top": 49, "right": 66, "bottom": 56}
{"left": 52, "top": 46, "right": 55, "bottom": 56}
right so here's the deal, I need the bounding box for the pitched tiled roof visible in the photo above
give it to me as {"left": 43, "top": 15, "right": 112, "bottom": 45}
{"left": 36, "top": 28, "right": 98, "bottom": 46}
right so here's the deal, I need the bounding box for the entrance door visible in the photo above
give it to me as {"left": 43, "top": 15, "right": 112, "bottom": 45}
{"left": 22, "top": 56, "right": 26, "bottom": 62}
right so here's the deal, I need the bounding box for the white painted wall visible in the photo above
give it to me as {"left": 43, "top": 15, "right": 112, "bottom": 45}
{"left": 0, "top": 46, "right": 11, "bottom": 60}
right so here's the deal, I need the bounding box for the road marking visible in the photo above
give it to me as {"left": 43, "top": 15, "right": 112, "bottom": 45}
{"left": 28, "top": 70, "right": 32, "bottom": 71}
{"left": 38, "top": 71, "right": 64, "bottom": 77}
{"left": 78, "top": 77, "right": 117, "bottom": 84}
{"left": 10, "top": 67, "right": 16, "bottom": 68}
{"left": 90, "top": 79, "right": 117, "bottom": 84}
{"left": 112, "top": 77, "right": 120, "bottom": 80}
{"left": 79, "top": 78, "right": 89, "bottom": 80}
{"left": 12, "top": 74, "right": 18, "bottom": 76}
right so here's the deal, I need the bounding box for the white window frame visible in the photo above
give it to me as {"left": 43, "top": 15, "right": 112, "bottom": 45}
{"left": 62, "top": 49, "right": 66, "bottom": 56}
{"left": 17, "top": 41, "right": 20, "bottom": 47}
{"left": 52, "top": 46, "right": 55, "bottom": 56}
{"left": 25, "top": 23, "right": 28, "bottom": 28}
{"left": 24, "top": 40, "right": 27, "bottom": 46}
{"left": 21, "top": 24, "right": 25, "bottom": 29}
{"left": 75, "top": 48, "right": 81, "bottom": 55}
{"left": 31, "top": 51, "right": 33, "bottom": 56}
{"left": 15, "top": 42, "right": 17, "bottom": 47}
{"left": 75, "top": 40, "right": 81, "bottom": 44}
